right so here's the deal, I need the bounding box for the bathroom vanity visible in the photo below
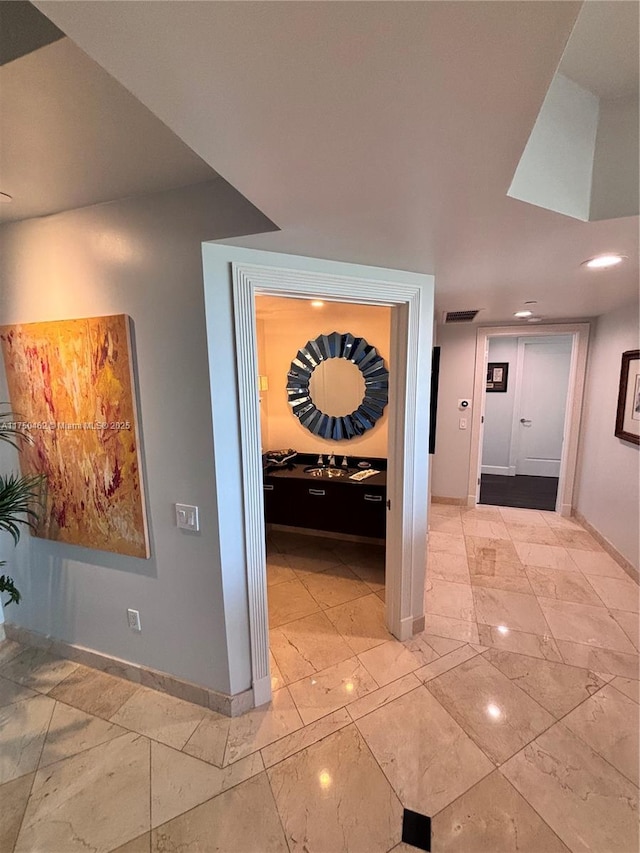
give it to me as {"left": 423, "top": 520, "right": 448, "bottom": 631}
{"left": 263, "top": 454, "right": 387, "bottom": 539}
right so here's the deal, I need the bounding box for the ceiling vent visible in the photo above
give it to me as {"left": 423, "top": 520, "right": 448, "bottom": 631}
{"left": 443, "top": 310, "right": 480, "bottom": 324}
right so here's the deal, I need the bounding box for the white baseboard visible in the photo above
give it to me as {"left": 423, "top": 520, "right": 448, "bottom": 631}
{"left": 481, "top": 465, "right": 514, "bottom": 476}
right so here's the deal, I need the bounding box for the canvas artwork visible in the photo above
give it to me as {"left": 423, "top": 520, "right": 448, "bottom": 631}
{"left": 0, "top": 314, "right": 150, "bottom": 558}
{"left": 486, "top": 361, "right": 509, "bottom": 393}
{"left": 614, "top": 350, "right": 640, "bottom": 446}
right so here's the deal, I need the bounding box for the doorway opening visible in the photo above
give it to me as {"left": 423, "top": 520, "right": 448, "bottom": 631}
{"left": 467, "top": 324, "right": 590, "bottom": 517}
{"left": 214, "top": 247, "right": 432, "bottom": 706}
{"left": 479, "top": 334, "right": 573, "bottom": 511}
{"left": 255, "top": 295, "right": 391, "bottom": 690}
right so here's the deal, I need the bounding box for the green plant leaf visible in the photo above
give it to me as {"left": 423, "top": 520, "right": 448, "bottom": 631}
{"left": 0, "top": 472, "right": 45, "bottom": 544}
{"left": 0, "top": 405, "right": 34, "bottom": 450}
{"left": 0, "top": 574, "right": 22, "bottom": 606}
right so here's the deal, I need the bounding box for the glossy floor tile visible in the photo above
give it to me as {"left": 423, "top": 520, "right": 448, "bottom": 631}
{"left": 561, "top": 684, "right": 639, "bottom": 786}
{"left": 48, "top": 664, "right": 140, "bottom": 719}
{"left": 287, "top": 656, "right": 379, "bottom": 724}
{"left": 151, "top": 772, "right": 288, "bottom": 852}
{"left": 0, "top": 511, "right": 637, "bottom": 853}
{"left": 426, "top": 577, "right": 476, "bottom": 621}
{"left": 502, "top": 723, "right": 638, "bottom": 853}
{"left": 39, "top": 702, "right": 128, "bottom": 768}
{"left": 323, "top": 592, "right": 393, "bottom": 654}
{"left": 538, "top": 597, "right": 637, "bottom": 653}
{"left": 110, "top": 686, "right": 211, "bottom": 750}
{"left": 426, "top": 655, "right": 555, "bottom": 764}
{"left": 432, "top": 770, "right": 570, "bottom": 852}
{"left": 269, "top": 609, "right": 353, "bottom": 685}
{"left": 356, "top": 685, "right": 494, "bottom": 814}
{"left": 15, "top": 732, "right": 151, "bottom": 853}
{"left": 473, "top": 586, "right": 550, "bottom": 635}
{"left": 483, "top": 647, "right": 607, "bottom": 718}
{"left": 268, "top": 725, "right": 402, "bottom": 852}
{"left": 267, "top": 577, "right": 322, "bottom": 627}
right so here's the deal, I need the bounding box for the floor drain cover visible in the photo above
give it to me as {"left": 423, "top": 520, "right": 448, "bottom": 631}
{"left": 402, "top": 808, "right": 431, "bottom": 851}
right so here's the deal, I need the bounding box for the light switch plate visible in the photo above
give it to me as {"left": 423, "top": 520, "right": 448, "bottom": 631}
{"left": 176, "top": 503, "right": 199, "bottom": 531}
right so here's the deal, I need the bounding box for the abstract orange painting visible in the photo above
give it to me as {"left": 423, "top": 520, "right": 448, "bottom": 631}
{"left": 0, "top": 315, "right": 150, "bottom": 558}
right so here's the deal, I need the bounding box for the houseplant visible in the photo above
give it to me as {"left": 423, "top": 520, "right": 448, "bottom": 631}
{"left": 0, "top": 408, "right": 44, "bottom": 606}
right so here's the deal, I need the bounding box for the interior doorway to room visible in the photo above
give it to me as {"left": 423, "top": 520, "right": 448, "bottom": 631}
{"left": 479, "top": 335, "right": 573, "bottom": 510}
{"left": 222, "top": 249, "right": 431, "bottom": 706}
{"left": 255, "top": 295, "right": 392, "bottom": 687}
{"left": 467, "top": 324, "right": 590, "bottom": 517}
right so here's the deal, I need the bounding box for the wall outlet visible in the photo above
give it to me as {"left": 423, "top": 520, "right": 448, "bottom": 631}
{"left": 127, "top": 608, "right": 141, "bottom": 632}
{"left": 176, "top": 503, "right": 199, "bottom": 531}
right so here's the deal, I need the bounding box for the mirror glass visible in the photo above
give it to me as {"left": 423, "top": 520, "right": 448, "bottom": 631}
{"left": 309, "top": 358, "right": 366, "bottom": 416}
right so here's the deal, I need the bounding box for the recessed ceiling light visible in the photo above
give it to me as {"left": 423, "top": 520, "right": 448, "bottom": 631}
{"left": 0, "top": 192, "right": 12, "bottom": 203}
{"left": 310, "top": 300, "right": 324, "bottom": 308}
{"left": 582, "top": 254, "right": 626, "bottom": 269}
{"left": 514, "top": 310, "right": 533, "bottom": 318}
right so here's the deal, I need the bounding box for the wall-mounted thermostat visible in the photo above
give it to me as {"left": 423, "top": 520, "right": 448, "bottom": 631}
{"left": 458, "top": 399, "right": 471, "bottom": 410}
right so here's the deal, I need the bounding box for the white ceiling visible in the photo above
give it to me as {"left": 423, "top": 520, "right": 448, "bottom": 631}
{"left": 560, "top": 0, "right": 639, "bottom": 99}
{"left": 0, "top": 36, "right": 218, "bottom": 223}
{"left": 28, "top": 2, "right": 640, "bottom": 323}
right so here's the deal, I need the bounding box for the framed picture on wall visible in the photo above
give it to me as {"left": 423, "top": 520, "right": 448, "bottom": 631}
{"left": 615, "top": 350, "right": 640, "bottom": 445}
{"left": 486, "top": 361, "right": 508, "bottom": 393}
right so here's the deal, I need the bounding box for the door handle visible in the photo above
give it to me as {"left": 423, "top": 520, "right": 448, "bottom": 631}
{"left": 520, "top": 418, "right": 532, "bottom": 425}
{"left": 364, "top": 494, "right": 383, "bottom": 502}
{"left": 308, "top": 488, "right": 326, "bottom": 496}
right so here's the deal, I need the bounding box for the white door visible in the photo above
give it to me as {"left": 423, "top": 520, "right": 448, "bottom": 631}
{"left": 515, "top": 337, "right": 572, "bottom": 477}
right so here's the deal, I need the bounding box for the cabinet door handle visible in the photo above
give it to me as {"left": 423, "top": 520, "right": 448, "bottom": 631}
{"left": 308, "top": 488, "right": 326, "bottom": 496}
{"left": 263, "top": 484, "right": 274, "bottom": 491}
{"left": 364, "top": 494, "right": 383, "bottom": 502}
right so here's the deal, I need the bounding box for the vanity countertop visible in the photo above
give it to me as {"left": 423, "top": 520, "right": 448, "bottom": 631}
{"left": 264, "top": 463, "right": 386, "bottom": 488}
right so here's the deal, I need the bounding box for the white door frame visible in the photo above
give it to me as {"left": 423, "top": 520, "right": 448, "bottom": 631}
{"left": 231, "top": 259, "right": 432, "bottom": 706}
{"left": 468, "top": 324, "right": 590, "bottom": 515}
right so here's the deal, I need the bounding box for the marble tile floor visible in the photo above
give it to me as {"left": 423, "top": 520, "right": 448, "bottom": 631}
{"left": 0, "top": 509, "right": 637, "bottom": 852}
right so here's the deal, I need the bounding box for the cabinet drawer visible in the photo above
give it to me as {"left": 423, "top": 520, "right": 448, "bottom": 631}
{"left": 263, "top": 475, "right": 386, "bottom": 539}
{"left": 264, "top": 478, "right": 333, "bottom": 528}
{"left": 346, "top": 488, "right": 386, "bottom": 538}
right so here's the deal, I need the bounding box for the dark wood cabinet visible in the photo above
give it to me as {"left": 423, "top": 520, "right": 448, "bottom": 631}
{"left": 263, "top": 467, "right": 386, "bottom": 539}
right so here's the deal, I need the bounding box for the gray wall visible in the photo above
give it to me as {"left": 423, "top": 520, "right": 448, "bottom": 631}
{"left": 431, "top": 323, "right": 477, "bottom": 500}
{"left": 482, "top": 337, "right": 518, "bottom": 473}
{"left": 574, "top": 301, "right": 640, "bottom": 570}
{"left": 0, "top": 179, "right": 275, "bottom": 693}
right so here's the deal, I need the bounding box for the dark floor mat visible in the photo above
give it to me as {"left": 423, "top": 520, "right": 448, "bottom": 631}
{"left": 479, "top": 474, "right": 558, "bottom": 511}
